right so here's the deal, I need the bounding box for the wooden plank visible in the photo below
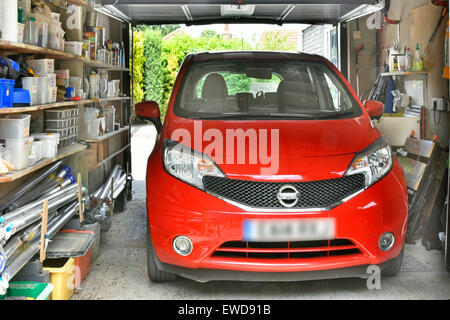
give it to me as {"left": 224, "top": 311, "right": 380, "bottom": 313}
{"left": 397, "top": 156, "right": 427, "bottom": 191}
{"left": 0, "top": 143, "right": 87, "bottom": 183}
{"left": 381, "top": 71, "right": 428, "bottom": 77}
{"left": 0, "top": 40, "right": 82, "bottom": 60}
{"left": 67, "top": 0, "right": 89, "bottom": 5}
{"left": 0, "top": 100, "right": 93, "bottom": 114}
{"left": 403, "top": 137, "right": 435, "bottom": 159}
{"left": 77, "top": 172, "right": 84, "bottom": 223}
{"left": 40, "top": 200, "right": 49, "bottom": 262}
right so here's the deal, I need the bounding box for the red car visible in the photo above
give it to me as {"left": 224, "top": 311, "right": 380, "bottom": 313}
{"left": 136, "top": 51, "right": 408, "bottom": 282}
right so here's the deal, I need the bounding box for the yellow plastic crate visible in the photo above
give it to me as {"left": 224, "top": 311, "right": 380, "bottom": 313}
{"left": 43, "top": 257, "right": 75, "bottom": 300}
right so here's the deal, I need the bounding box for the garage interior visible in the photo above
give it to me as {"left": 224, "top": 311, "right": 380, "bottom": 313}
{"left": 0, "top": 0, "right": 448, "bottom": 300}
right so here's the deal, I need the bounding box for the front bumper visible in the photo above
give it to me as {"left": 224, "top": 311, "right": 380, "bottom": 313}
{"left": 146, "top": 159, "right": 408, "bottom": 277}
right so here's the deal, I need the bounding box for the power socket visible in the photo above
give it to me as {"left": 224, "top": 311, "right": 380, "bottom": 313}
{"left": 432, "top": 97, "right": 448, "bottom": 111}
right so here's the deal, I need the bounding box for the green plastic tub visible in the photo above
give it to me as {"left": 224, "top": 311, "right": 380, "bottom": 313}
{"left": 0, "top": 281, "right": 54, "bottom": 300}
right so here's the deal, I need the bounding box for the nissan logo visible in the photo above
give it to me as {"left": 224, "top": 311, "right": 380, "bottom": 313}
{"left": 276, "top": 185, "right": 300, "bottom": 208}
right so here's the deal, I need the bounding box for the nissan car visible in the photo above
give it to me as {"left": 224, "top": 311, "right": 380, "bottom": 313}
{"left": 136, "top": 51, "right": 408, "bottom": 283}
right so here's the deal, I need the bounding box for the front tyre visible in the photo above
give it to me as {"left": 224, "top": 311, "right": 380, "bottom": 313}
{"left": 146, "top": 229, "right": 179, "bottom": 282}
{"left": 382, "top": 245, "right": 404, "bottom": 277}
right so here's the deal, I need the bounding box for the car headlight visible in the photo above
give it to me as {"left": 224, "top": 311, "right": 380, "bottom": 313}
{"left": 345, "top": 137, "right": 393, "bottom": 188}
{"left": 163, "top": 139, "right": 225, "bottom": 189}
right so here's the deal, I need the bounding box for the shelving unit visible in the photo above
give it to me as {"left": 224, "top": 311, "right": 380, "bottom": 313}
{"left": 0, "top": 143, "right": 87, "bottom": 183}
{"left": 0, "top": 1, "right": 132, "bottom": 196}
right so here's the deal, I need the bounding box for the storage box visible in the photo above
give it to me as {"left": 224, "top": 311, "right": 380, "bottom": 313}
{"left": 43, "top": 258, "right": 75, "bottom": 300}
{"left": 45, "top": 127, "right": 70, "bottom": 138}
{"left": 0, "top": 114, "right": 30, "bottom": 139}
{"left": 27, "top": 59, "right": 54, "bottom": 75}
{"left": 45, "top": 119, "right": 69, "bottom": 129}
{"left": 5, "top": 137, "right": 30, "bottom": 170}
{"left": 74, "top": 249, "right": 91, "bottom": 289}
{"left": 45, "top": 109, "right": 71, "bottom": 119}
{"left": 64, "top": 41, "right": 82, "bottom": 56}
{"left": 0, "top": 79, "right": 15, "bottom": 108}
{"left": 21, "top": 77, "right": 38, "bottom": 105}
{"left": 0, "top": 281, "right": 54, "bottom": 300}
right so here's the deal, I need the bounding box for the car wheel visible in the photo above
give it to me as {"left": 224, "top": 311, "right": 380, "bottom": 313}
{"left": 382, "top": 245, "right": 404, "bottom": 277}
{"left": 146, "top": 229, "right": 179, "bottom": 282}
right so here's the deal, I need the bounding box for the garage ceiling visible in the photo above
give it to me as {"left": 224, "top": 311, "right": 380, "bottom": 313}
{"left": 99, "top": 0, "right": 384, "bottom": 25}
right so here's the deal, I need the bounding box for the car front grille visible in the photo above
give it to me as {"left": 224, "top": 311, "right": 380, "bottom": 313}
{"left": 203, "top": 174, "right": 365, "bottom": 210}
{"left": 212, "top": 239, "right": 361, "bottom": 259}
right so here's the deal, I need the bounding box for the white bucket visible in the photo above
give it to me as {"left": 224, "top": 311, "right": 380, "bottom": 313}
{"left": 21, "top": 77, "right": 38, "bottom": 106}
{"left": 0, "top": 0, "right": 18, "bottom": 42}
{"left": 32, "top": 133, "right": 59, "bottom": 158}
{"left": 5, "top": 138, "right": 29, "bottom": 171}
{"left": 37, "top": 76, "right": 50, "bottom": 105}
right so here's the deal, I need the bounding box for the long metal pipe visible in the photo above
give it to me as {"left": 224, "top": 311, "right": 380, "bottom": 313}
{"left": 99, "top": 165, "right": 122, "bottom": 200}
{"left": 0, "top": 161, "right": 65, "bottom": 212}
{"left": 0, "top": 187, "right": 86, "bottom": 243}
{"left": 0, "top": 240, "right": 40, "bottom": 288}
{"left": 1, "top": 184, "right": 79, "bottom": 224}
{"left": 113, "top": 181, "right": 127, "bottom": 199}
{"left": 46, "top": 202, "right": 78, "bottom": 239}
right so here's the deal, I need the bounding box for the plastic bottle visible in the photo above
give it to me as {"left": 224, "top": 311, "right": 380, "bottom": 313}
{"left": 405, "top": 48, "right": 412, "bottom": 71}
{"left": 413, "top": 42, "right": 424, "bottom": 71}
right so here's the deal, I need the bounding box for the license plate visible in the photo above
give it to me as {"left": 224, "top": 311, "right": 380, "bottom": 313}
{"left": 242, "top": 218, "right": 335, "bottom": 242}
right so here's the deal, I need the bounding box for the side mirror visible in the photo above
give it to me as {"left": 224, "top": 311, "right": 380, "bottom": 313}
{"left": 135, "top": 101, "right": 162, "bottom": 132}
{"left": 364, "top": 100, "right": 384, "bottom": 120}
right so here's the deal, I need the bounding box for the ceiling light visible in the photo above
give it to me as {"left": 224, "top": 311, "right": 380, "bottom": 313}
{"left": 220, "top": 5, "right": 255, "bottom": 17}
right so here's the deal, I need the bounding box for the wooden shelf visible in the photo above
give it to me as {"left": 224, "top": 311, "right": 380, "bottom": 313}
{"left": 93, "top": 97, "right": 130, "bottom": 103}
{"left": 0, "top": 41, "right": 130, "bottom": 73}
{"left": 84, "top": 126, "right": 129, "bottom": 143}
{"left": 84, "top": 60, "right": 129, "bottom": 71}
{"left": 0, "top": 143, "right": 87, "bottom": 183}
{"left": 381, "top": 71, "right": 428, "bottom": 77}
{"left": 67, "top": 0, "right": 89, "bottom": 5}
{"left": 0, "top": 100, "right": 93, "bottom": 114}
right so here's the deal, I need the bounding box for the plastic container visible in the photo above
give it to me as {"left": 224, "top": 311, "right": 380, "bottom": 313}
{"left": 103, "top": 108, "right": 115, "bottom": 133}
{"left": 84, "top": 118, "right": 99, "bottom": 139}
{"left": 65, "top": 41, "right": 83, "bottom": 56}
{"left": 0, "top": 79, "right": 15, "bottom": 108}
{"left": 41, "top": 73, "right": 56, "bottom": 87}
{"left": 0, "top": 0, "right": 18, "bottom": 42}
{"left": 5, "top": 138, "right": 29, "bottom": 170}
{"left": 37, "top": 76, "right": 50, "bottom": 105}
{"left": 45, "top": 109, "right": 70, "bottom": 119}
{"left": 21, "top": 77, "right": 38, "bottom": 106}
{"left": 45, "top": 127, "right": 70, "bottom": 138}
{"left": 0, "top": 281, "right": 54, "bottom": 300}
{"left": 45, "top": 119, "right": 69, "bottom": 129}
{"left": 24, "top": 17, "right": 38, "bottom": 45}
{"left": 43, "top": 258, "right": 75, "bottom": 300}
{"left": 17, "top": 23, "right": 25, "bottom": 43}
{"left": 50, "top": 87, "right": 57, "bottom": 103}
{"left": 32, "top": 133, "right": 60, "bottom": 158}
{"left": 0, "top": 114, "right": 31, "bottom": 139}
{"left": 27, "top": 59, "right": 54, "bottom": 76}
{"left": 31, "top": 139, "right": 43, "bottom": 162}
{"left": 74, "top": 249, "right": 91, "bottom": 289}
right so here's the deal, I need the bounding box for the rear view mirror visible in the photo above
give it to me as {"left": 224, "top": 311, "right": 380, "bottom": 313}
{"left": 364, "top": 100, "right": 384, "bottom": 120}
{"left": 245, "top": 68, "right": 272, "bottom": 80}
{"left": 135, "top": 101, "right": 162, "bottom": 132}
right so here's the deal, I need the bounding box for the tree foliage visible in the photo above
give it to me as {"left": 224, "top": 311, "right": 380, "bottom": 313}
{"left": 131, "top": 27, "right": 295, "bottom": 123}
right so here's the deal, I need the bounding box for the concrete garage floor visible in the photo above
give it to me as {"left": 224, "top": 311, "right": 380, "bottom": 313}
{"left": 73, "top": 125, "right": 450, "bottom": 300}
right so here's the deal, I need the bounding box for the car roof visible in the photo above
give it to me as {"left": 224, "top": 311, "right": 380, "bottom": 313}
{"left": 190, "top": 50, "right": 326, "bottom": 62}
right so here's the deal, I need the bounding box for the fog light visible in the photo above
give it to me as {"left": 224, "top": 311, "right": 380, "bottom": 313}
{"left": 379, "top": 232, "right": 395, "bottom": 252}
{"left": 173, "top": 236, "right": 193, "bottom": 256}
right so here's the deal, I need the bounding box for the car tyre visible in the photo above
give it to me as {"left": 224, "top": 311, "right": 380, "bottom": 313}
{"left": 382, "top": 245, "right": 404, "bottom": 277}
{"left": 146, "top": 229, "right": 179, "bottom": 282}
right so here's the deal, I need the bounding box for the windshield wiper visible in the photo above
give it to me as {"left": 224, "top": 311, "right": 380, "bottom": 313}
{"left": 312, "top": 110, "right": 355, "bottom": 119}
{"left": 191, "top": 112, "right": 315, "bottom": 120}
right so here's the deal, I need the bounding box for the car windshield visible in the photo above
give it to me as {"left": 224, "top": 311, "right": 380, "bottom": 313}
{"left": 174, "top": 58, "right": 362, "bottom": 120}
